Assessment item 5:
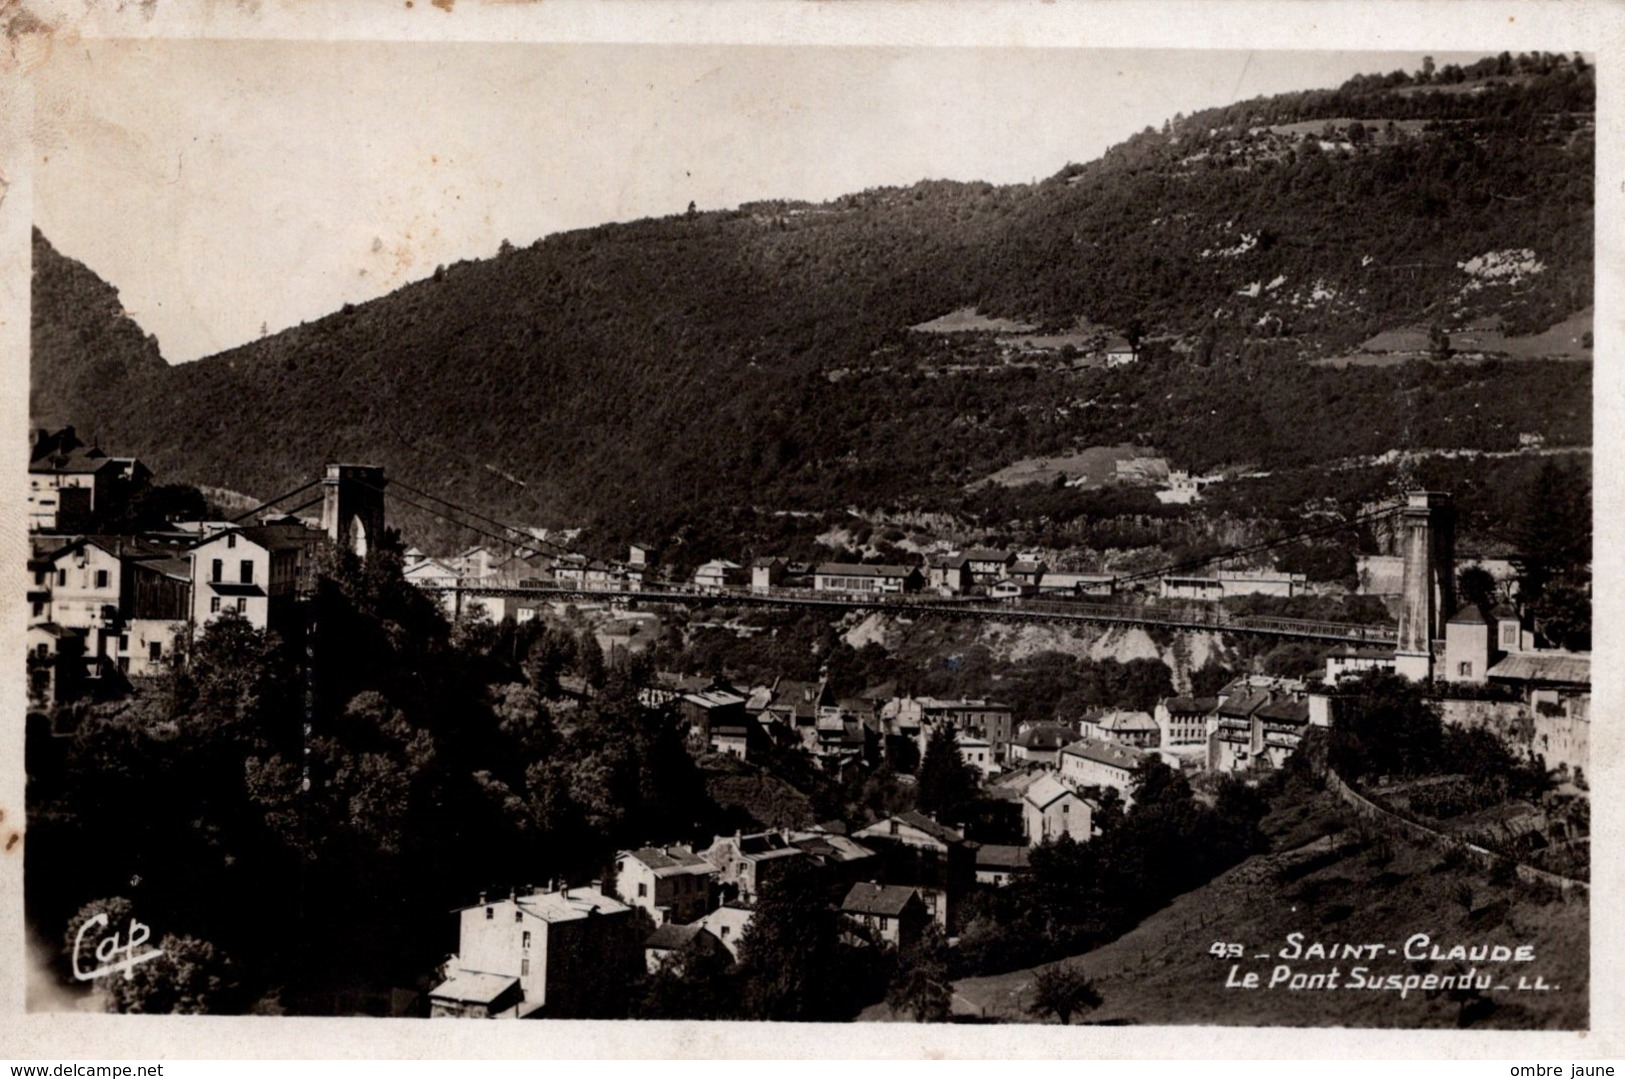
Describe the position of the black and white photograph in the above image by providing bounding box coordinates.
[3,0,1616,1059]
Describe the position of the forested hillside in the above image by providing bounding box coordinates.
[32,53,1592,557]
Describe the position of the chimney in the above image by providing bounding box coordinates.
[478,891,487,905]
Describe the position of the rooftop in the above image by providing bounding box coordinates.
[429,970,519,1006]
[1487,652,1590,687]
[841,882,920,917]
[1012,724,1080,750]
[814,562,919,578]
[622,845,715,878]
[1161,696,1219,715]
[1023,773,1083,811]
[976,844,1033,870]
[1097,709,1159,733]
[1061,737,1145,771]
[1217,691,1272,718]
[1255,699,1311,726]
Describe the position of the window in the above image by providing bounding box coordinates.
[522,931,531,948]
[1458,662,1472,678]
[210,597,221,613]
[95,570,109,589]
[521,959,529,976]
[211,559,223,583]
[236,598,248,613]
[117,657,129,673]
[118,634,129,652]
[149,641,162,662]
[719,926,729,938]
[57,569,66,586]
[514,910,523,923]
[485,907,494,920]
[637,883,648,898]
[32,602,43,617]
[241,560,254,584]
[227,533,236,549]
[35,643,48,658]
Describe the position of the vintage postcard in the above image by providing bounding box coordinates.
[1,0,1618,1061]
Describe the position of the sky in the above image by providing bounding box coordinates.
[34,42,1494,364]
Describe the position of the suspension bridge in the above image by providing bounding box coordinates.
[253,466,1418,647]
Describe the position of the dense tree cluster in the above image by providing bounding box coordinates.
[27,537,722,1015]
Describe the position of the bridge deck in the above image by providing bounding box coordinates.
[419,584,1398,645]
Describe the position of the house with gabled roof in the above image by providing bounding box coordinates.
[813,563,924,595]
[1080,708,1161,749]
[961,548,1015,587]
[1021,773,1093,845]
[1060,737,1146,804]
[1006,722,1080,766]
[699,830,808,903]
[642,923,728,975]
[840,883,927,951]
[851,812,977,931]
[613,845,718,925]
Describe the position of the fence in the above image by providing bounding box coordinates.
[1323,769,1589,897]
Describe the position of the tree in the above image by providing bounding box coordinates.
[1028,964,1102,1025]
[736,865,857,1021]
[886,922,952,1022]
[636,932,738,1019]
[1189,659,1237,698]
[102,933,244,1015]
[916,724,979,825]
[1428,324,1451,359]
[1457,566,1499,611]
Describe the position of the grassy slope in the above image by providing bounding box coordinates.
[937,782,1587,1028]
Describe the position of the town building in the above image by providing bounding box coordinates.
[1006,723,1080,767]
[1254,698,1311,768]
[429,883,636,1019]
[851,812,977,931]
[692,559,745,591]
[956,731,997,778]
[1037,572,1116,597]
[28,428,150,533]
[1324,646,1396,682]
[1079,709,1161,749]
[692,904,754,960]
[926,554,972,595]
[974,845,1031,887]
[895,697,1016,760]
[1153,697,1217,748]
[613,846,718,925]
[1059,738,1145,803]
[961,549,1016,587]
[642,924,728,975]
[188,521,323,634]
[699,831,808,904]
[1210,690,1270,773]
[1021,773,1093,845]
[1159,569,1307,601]
[812,563,924,595]
[751,557,791,592]
[840,883,927,951]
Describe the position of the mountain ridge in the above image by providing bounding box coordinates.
[31,53,1593,559]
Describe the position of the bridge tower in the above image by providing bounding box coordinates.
[1394,490,1455,681]
[321,463,386,559]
